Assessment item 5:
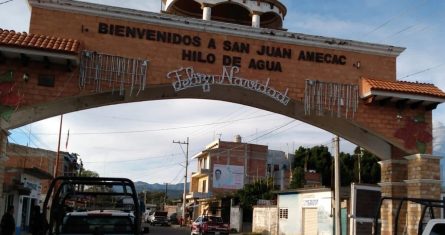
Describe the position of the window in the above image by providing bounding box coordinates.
[63,216,134,234]
[430,223,445,235]
[202,180,207,192]
[279,208,288,219]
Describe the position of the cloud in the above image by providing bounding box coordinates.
[0,0,31,32]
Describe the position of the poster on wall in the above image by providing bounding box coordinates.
[213,164,244,189]
[21,174,42,198]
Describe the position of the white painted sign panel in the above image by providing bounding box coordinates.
[213,164,244,189]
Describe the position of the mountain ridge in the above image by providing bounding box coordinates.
[134,181,190,199]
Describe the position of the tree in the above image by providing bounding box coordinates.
[339,152,355,186]
[79,169,99,177]
[289,166,305,189]
[233,178,274,222]
[138,191,167,207]
[292,145,333,186]
[353,147,380,184]
[290,145,381,188]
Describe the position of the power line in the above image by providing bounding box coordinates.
[0,0,13,5]
[361,0,428,39]
[12,127,52,150]
[398,63,445,80]
[187,107,261,138]
[83,152,183,164]
[169,167,185,184]
[27,113,274,136]
[247,120,296,143]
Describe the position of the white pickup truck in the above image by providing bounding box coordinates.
[422,219,445,235]
[60,210,149,235]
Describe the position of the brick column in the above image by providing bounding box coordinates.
[379,159,407,235]
[404,154,441,235]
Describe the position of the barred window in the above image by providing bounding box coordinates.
[279,208,288,219]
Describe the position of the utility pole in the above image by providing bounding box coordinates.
[173,137,189,226]
[164,183,168,211]
[334,136,341,235]
[53,114,63,177]
[143,190,147,205]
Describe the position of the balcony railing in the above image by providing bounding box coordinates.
[186,192,212,199]
[191,168,210,178]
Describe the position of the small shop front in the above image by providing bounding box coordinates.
[2,168,49,234]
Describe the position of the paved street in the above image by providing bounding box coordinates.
[147,224,191,235]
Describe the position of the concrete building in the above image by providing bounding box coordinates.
[277,188,334,235]
[187,135,297,228]
[1,143,79,234]
[187,135,268,220]
[267,150,294,191]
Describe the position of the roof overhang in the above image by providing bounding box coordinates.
[191,150,208,159]
[0,46,79,66]
[362,90,445,110]
[24,167,53,179]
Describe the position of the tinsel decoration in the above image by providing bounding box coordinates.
[79,51,149,96]
[304,80,359,118]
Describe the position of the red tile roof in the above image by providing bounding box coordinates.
[361,77,445,98]
[0,28,80,54]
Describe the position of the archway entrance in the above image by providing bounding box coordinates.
[0,0,444,234]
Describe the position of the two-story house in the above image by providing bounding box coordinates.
[187,135,269,220]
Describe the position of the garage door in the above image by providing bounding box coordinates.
[303,208,318,235]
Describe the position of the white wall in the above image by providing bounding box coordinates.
[230,206,243,233]
[253,206,278,235]
[278,190,333,235]
[278,194,300,235]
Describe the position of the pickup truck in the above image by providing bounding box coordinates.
[61,210,149,234]
[148,211,169,226]
[191,215,230,235]
[422,219,445,235]
[42,176,148,235]
[373,197,445,235]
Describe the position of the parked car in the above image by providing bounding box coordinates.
[169,213,179,224]
[191,215,230,235]
[148,211,169,226]
[144,211,153,223]
[61,210,149,234]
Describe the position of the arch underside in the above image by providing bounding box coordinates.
[2,84,398,160]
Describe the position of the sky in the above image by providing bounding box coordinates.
[1,0,445,185]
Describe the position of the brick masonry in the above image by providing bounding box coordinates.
[0,1,442,234]
[379,155,442,235]
[0,4,434,158]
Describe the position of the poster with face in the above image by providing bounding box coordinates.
[213,164,244,189]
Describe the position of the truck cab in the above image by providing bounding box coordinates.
[42,176,149,234]
[422,219,445,235]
